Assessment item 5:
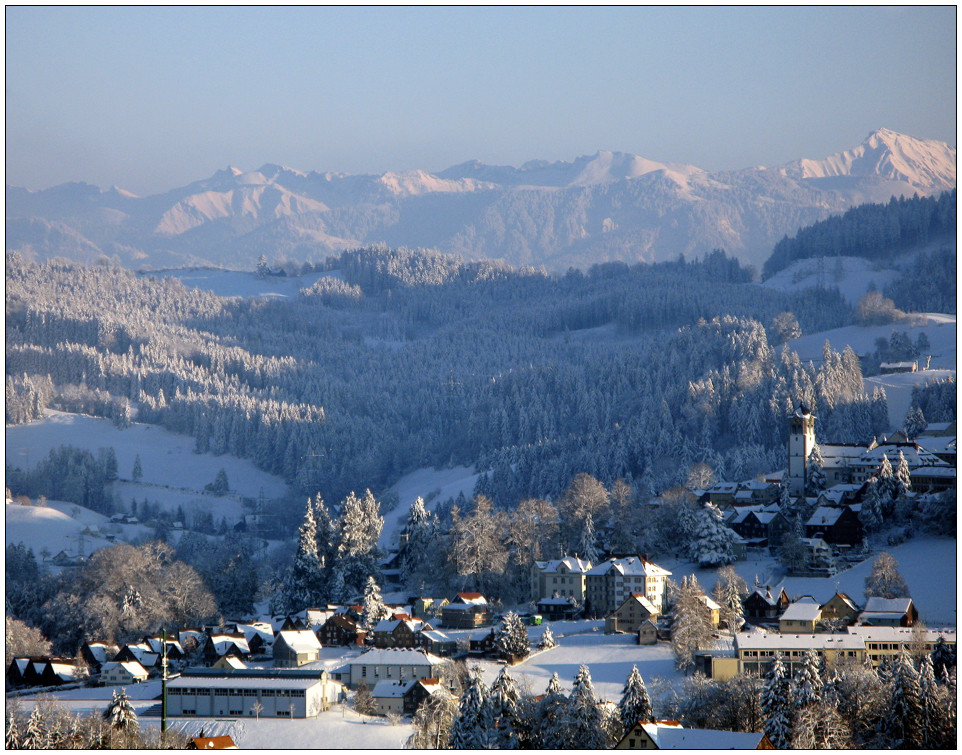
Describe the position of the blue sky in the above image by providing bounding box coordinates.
[6,6,956,195]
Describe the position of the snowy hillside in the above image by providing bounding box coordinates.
[379,465,480,549]
[144,268,340,299]
[5,410,289,525]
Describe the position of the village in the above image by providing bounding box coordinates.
[6,404,957,749]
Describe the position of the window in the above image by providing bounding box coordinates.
[277,710,291,717]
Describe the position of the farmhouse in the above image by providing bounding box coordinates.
[100,660,149,686]
[606,593,660,634]
[272,629,322,667]
[441,593,490,628]
[857,597,918,627]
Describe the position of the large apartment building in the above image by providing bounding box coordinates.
[585,556,671,617]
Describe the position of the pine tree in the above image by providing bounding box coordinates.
[893,450,912,498]
[538,625,556,651]
[488,664,522,748]
[103,687,138,733]
[563,665,607,749]
[806,444,827,496]
[791,648,823,708]
[670,575,715,672]
[5,709,21,750]
[930,634,956,679]
[712,564,747,633]
[903,405,926,439]
[762,653,792,749]
[618,665,653,735]
[859,479,883,533]
[918,655,944,748]
[360,576,390,633]
[22,706,47,750]
[285,499,324,610]
[578,510,600,564]
[131,454,142,482]
[495,611,530,662]
[311,493,335,570]
[532,673,568,748]
[689,503,738,567]
[878,453,896,513]
[880,649,923,748]
[449,668,490,750]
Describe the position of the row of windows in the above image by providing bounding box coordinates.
[170,688,306,697]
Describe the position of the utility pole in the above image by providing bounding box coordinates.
[161,628,169,740]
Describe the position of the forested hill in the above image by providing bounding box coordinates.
[762,190,956,279]
[7,246,881,521]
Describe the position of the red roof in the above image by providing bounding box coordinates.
[190,736,237,749]
[458,592,484,599]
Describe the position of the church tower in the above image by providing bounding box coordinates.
[787,402,815,496]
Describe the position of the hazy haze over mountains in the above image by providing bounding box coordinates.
[6,129,955,272]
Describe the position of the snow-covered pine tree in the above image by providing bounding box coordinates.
[903,405,926,439]
[532,673,568,748]
[688,503,738,567]
[930,634,956,679]
[917,655,946,748]
[537,625,556,651]
[495,611,530,662]
[893,450,912,499]
[618,665,653,735]
[879,648,923,748]
[22,707,47,750]
[563,664,607,749]
[449,667,490,750]
[578,510,600,564]
[331,489,384,599]
[670,575,715,672]
[805,444,826,496]
[103,687,138,733]
[877,454,896,515]
[311,493,335,570]
[285,499,324,610]
[762,653,792,749]
[791,701,853,749]
[488,664,523,748]
[5,708,21,750]
[712,564,747,633]
[859,478,883,533]
[361,576,390,633]
[398,497,434,583]
[791,647,823,708]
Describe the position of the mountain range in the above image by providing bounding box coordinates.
[6,128,956,272]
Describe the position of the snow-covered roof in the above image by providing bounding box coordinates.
[708,482,739,494]
[586,556,671,578]
[858,444,949,469]
[371,679,416,698]
[847,626,955,643]
[218,656,248,669]
[169,676,323,691]
[453,593,487,605]
[806,507,845,527]
[640,722,769,749]
[862,597,913,614]
[351,648,443,666]
[780,603,822,622]
[275,629,322,653]
[696,595,720,611]
[236,623,275,645]
[734,631,863,652]
[84,643,111,664]
[419,630,453,643]
[209,635,251,654]
[624,594,659,614]
[101,660,149,678]
[534,557,592,574]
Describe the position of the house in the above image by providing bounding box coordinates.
[167,673,341,718]
[441,593,490,628]
[212,655,248,671]
[857,597,918,627]
[530,557,593,603]
[805,506,863,546]
[371,677,447,716]
[536,596,581,622]
[468,628,497,656]
[707,482,739,509]
[729,507,788,548]
[202,633,251,665]
[373,618,432,649]
[318,614,366,647]
[145,636,186,662]
[743,586,790,623]
[816,483,865,508]
[80,641,115,673]
[819,592,860,626]
[796,538,836,576]
[606,593,660,635]
[637,619,658,646]
[7,657,45,688]
[696,594,721,628]
[114,644,160,671]
[234,622,275,656]
[779,602,822,634]
[411,597,449,621]
[418,630,458,657]
[880,361,917,374]
[188,736,237,749]
[100,660,149,686]
[273,629,323,667]
[345,648,445,690]
[585,556,672,618]
[616,720,775,749]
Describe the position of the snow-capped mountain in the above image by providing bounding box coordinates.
[6,129,955,271]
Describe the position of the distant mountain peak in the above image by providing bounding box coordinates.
[784,128,956,190]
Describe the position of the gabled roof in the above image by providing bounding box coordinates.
[586,556,671,578]
[780,602,822,622]
[101,660,149,679]
[821,592,859,612]
[620,593,658,614]
[534,557,592,574]
[453,592,487,605]
[371,679,417,698]
[275,629,322,653]
[419,630,453,643]
[351,648,443,666]
[806,507,846,527]
[862,597,914,614]
[190,736,237,750]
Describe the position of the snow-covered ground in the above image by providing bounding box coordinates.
[5,410,289,525]
[143,269,339,299]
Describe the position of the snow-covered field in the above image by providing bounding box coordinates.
[5,410,289,526]
[143,269,339,299]
[379,465,480,549]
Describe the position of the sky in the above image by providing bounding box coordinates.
[5,5,957,196]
